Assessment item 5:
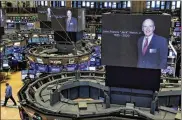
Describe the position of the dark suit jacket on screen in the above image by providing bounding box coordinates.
[137,34,168,69]
[66,17,77,32]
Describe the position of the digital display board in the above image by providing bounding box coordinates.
[51,7,85,32]
[102,14,171,69]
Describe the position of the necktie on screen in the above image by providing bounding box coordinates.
[142,37,148,55]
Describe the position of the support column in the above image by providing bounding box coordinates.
[131,1,146,13]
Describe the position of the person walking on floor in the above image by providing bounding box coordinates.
[2,83,17,106]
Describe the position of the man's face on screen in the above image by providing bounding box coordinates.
[142,19,155,37]
[67,10,72,18]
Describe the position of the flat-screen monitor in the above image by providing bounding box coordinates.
[48,65,63,73]
[7,23,15,29]
[21,70,35,79]
[175,21,181,27]
[79,62,88,71]
[51,8,85,32]
[3,60,9,68]
[89,66,96,71]
[95,57,101,66]
[5,47,13,55]
[106,66,161,91]
[102,14,171,69]
[173,32,181,37]
[65,64,77,71]
[35,64,48,73]
[14,53,22,61]
[89,57,96,66]
[31,38,40,43]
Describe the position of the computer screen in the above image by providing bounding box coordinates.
[79,62,88,71]
[21,70,35,79]
[3,59,9,68]
[102,14,171,69]
[5,47,13,55]
[65,64,77,71]
[89,57,96,66]
[35,63,48,73]
[51,8,85,32]
[14,53,22,61]
[48,65,63,73]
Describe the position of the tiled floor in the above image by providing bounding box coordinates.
[1,72,22,120]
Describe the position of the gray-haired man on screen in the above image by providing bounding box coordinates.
[66,10,77,32]
[137,19,168,69]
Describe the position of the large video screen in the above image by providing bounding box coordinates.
[51,8,85,32]
[102,14,171,69]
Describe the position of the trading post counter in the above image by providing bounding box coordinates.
[18,71,180,120]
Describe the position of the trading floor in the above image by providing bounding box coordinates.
[0,1,181,120]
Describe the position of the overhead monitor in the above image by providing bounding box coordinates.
[3,60,9,68]
[102,14,171,70]
[51,8,85,32]
[48,65,63,73]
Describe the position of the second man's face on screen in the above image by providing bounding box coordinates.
[142,19,155,37]
[67,10,72,18]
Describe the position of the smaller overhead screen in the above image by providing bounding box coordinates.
[51,7,85,32]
